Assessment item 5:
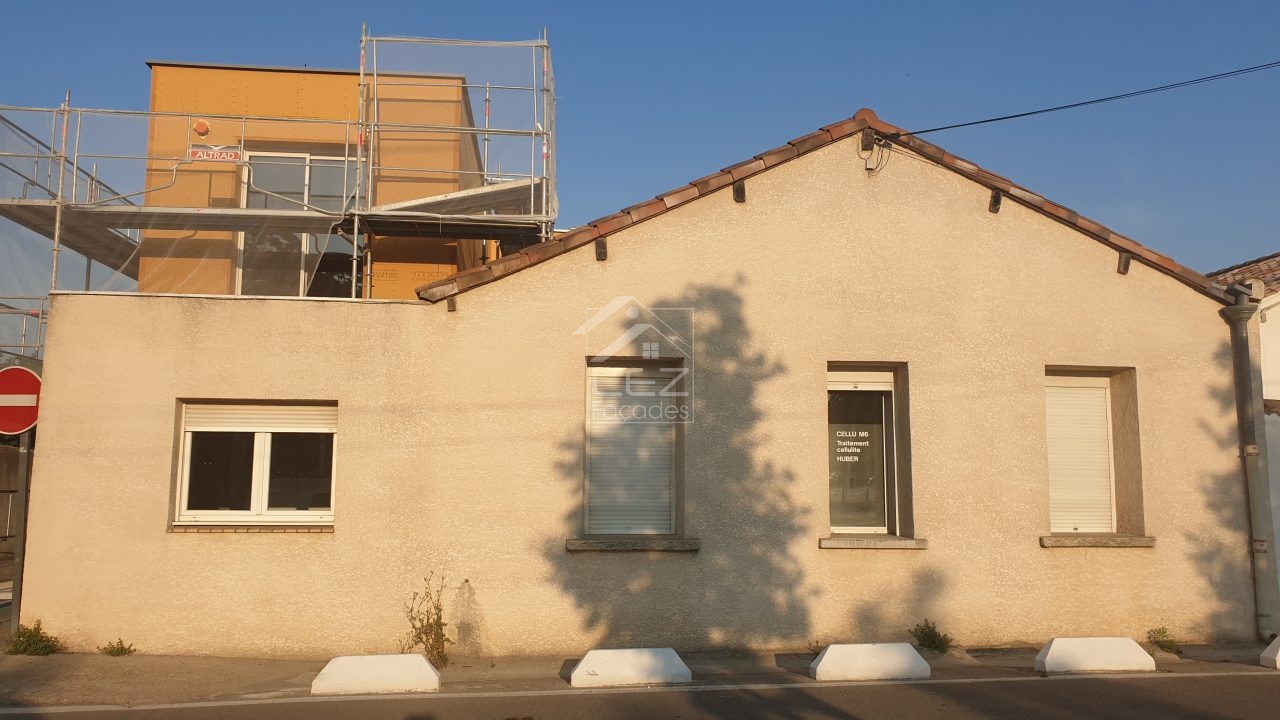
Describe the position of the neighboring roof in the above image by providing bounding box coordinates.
[416,108,1232,305]
[1207,251,1280,296]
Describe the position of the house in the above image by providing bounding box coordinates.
[1209,253,1280,590]
[14,96,1279,658]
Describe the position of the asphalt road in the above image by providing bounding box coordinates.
[6,671,1280,720]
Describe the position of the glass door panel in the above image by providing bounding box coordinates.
[242,155,306,296]
[828,389,891,530]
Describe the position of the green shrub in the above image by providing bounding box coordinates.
[1146,626,1179,654]
[908,618,954,654]
[7,620,65,656]
[98,638,137,656]
[397,572,453,668]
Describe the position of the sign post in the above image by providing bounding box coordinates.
[8,429,30,637]
[0,366,41,637]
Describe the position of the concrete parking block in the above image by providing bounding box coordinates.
[809,643,931,681]
[1034,637,1155,673]
[311,654,440,695]
[1262,637,1280,669]
[570,648,692,687]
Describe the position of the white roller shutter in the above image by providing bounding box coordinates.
[1045,382,1115,533]
[184,404,338,432]
[586,369,675,535]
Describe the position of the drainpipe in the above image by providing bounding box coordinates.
[1221,284,1280,641]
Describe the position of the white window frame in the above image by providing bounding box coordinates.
[584,364,682,536]
[827,370,897,534]
[238,151,348,296]
[1044,374,1118,533]
[175,403,337,525]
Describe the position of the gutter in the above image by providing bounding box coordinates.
[1221,283,1280,640]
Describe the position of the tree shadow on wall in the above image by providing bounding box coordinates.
[845,566,948,645]
[1189,340,1266,641]
[542,280,817,651]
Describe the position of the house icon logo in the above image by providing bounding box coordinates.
[574,296,694,425]
[573,295,692,362]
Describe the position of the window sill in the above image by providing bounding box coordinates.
[1039,534,1155,548]
[819,534,927,550]
[169,525,333,533]
[566,538,701,552]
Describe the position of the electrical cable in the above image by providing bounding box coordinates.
[891,59,1280,138]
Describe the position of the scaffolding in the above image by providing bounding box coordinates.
[0,28,556,357]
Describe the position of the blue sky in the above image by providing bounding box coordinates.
[3,0,1278,273]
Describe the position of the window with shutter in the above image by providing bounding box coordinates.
[177,402,337,525]
[585,366,681,535]
[1044,377,1116,533]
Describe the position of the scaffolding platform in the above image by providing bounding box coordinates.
[0,199,140,278]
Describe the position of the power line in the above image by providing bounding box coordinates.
[891,59,1280,138]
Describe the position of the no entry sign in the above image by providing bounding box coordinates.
[0,366,40,435]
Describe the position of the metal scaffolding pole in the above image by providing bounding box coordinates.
[356,25,370,299]
[48,93,70,294]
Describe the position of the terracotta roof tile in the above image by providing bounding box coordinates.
[451,265,493,291]
[789,129,832,154]
[626,198,667,223]
[1041,202,1078,224]
[419,280,458,303]
[1208,251,1280,296]
[906,137,946,162]
[757,144,799,168]
[821,117,864,141]
[1076,217,1111,237]
[974,170,1013,191]
[559,225,600,251]
[946,156,979,174]
[590,213,632,236]
[692,171,735,195]
[660,184,700,209]
[1006,186,1045,207]
[520,238,567,262]
[488,252,530,279]
[417,108,1231,305]
[725,158,766,182]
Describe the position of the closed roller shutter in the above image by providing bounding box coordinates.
[184,404,338,432]
[1045,383,1115,533]
[586,369,675,535]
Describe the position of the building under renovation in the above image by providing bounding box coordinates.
[0,28,554,349]
[3,30,1279,660]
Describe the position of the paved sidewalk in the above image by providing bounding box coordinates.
[0,642,1273,709]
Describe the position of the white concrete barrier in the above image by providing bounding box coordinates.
[570,648,692,687]
[809,643,931,681]
[1262,636,1280,669]
[311,654,441,695]
[1034,637,1155,673]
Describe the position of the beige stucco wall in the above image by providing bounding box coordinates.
[21,134,1255,657]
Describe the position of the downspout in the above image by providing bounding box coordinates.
[1221,284,1280,641]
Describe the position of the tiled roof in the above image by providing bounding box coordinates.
[416,108,1231,305]
[1207,251,1280,296]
